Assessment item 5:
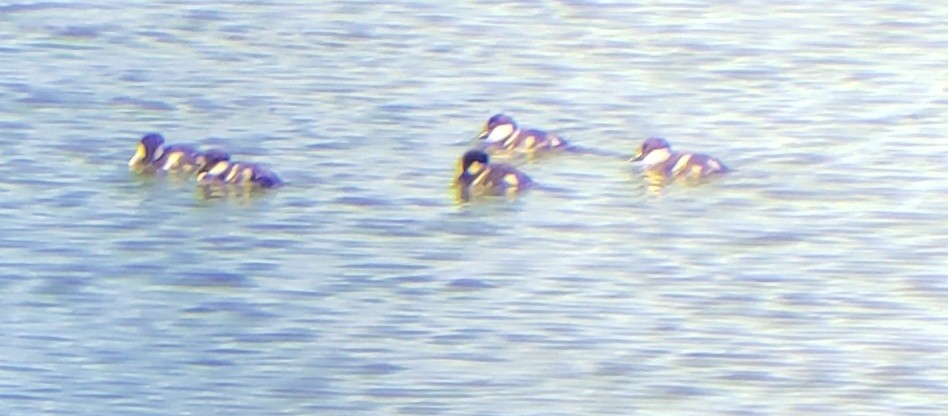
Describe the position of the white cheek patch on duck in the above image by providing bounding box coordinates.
[128,144,147,166]
[152,146,165,163]
[466,161,484,176]
[640,148,672,167]
[484,124,515,143]
[671,153,694,176]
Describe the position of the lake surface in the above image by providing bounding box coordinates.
[1,1,946,415]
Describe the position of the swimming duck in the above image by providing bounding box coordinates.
[629,137,729,181]
[196,158,283,189]
[127,133,205,173]
[474,113,568,157]
[454,149,533,202]
[193,149,231,174]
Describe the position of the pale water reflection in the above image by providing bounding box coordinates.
[0,1,946,415]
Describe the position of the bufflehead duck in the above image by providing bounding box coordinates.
[196,159,283,189]
[127,133,203,173]
[629,137,729,181]
[454,149,533,202]
[474,113,568,157]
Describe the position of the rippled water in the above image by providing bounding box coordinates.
[1,1,946,415]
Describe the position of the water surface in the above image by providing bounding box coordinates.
[0,1,946,415]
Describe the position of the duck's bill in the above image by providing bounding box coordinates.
[473,127,489,141]
[628,151,644,162]
[128,143,146,167]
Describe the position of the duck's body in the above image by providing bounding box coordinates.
[157,144,202,172]
[128,133,206,173]
[630,137,729,181]
[197,160,283,189]
[454,149,533,202]
[475,114,568,157]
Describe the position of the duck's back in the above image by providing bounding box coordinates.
[156,144,199,172]
[663,152,729,178]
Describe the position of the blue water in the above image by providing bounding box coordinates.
[1,1,946,415]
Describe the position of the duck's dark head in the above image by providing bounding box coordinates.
[475,113,518,142]
[455,150,490,200]
[630,137,672,162]
[195,149,231,173]
[459,149,490,176]
[128,133,166,167]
